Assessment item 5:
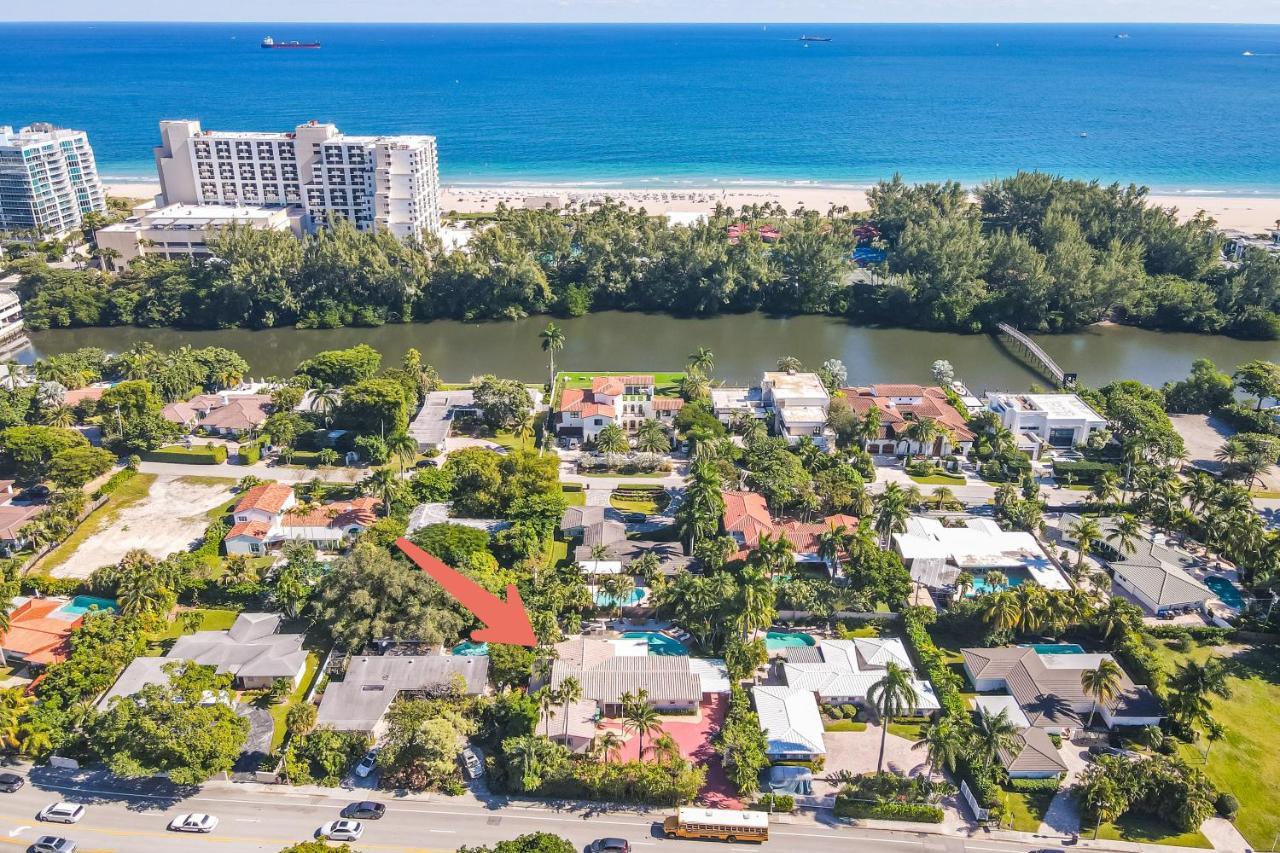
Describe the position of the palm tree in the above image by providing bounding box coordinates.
[622,690,664,763]
[558,676,583,743]
[1080,658,1123,729]
[735,565,777,638]
[981,590,1022,633]
[913,718,964,782]
[1068,516,1103,572]
[1203,718,1225,761]
[600,573,635,618]
[595,423,629,454]
[932,486,956,510]
[1167,659,1232,726]
[1106,514,1142,558]
[539,322,566,397]
[596,729,624,764]
[687,347,715,377]
[903,418,943,463]
[816,523,849,576]
[749,532,795,580]
[1090,471,1119,510]
[309,385,339,426]
[386,432,418,473]
[634,419,670,454]
[650,732,682,765]
[972,707,1020,768]
[362,467,398,516]
[954,570,975,600]
[875,483,911,544]
[985,570,1009,592]
[43,404,75,428]
[867,663,918,773]
[504,734,545,792]
[536,687,559,737]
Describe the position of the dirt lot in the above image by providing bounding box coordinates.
[50,475,237,578]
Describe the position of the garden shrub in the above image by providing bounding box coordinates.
[143,444,227,465]
[1216,793,1239,819]
[753,793,795,812]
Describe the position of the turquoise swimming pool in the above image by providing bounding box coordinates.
[451,640,490,656]
[621,631,688,656]
[1025,643,1084,654]
[53,595,118,620]
[765,630,817,651]
[969,569,1029,596]
[1204,575,1244,610]
[594,588,646,607]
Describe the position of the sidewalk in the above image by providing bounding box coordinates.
[137,459,365,484]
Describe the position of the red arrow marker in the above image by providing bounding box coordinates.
[396,537,537,647]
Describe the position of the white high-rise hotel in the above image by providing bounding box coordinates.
[0,123,106,234]
[154,119,441,239]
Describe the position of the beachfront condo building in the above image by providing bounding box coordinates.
[0,124,106,235]
[153,119,441,239]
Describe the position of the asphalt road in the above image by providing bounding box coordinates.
[0,770,1045,853]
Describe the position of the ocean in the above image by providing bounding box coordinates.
[2,22,1278,192]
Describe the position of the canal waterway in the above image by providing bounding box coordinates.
[21,313,1280,391]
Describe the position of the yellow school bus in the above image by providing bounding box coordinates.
[662,807,769,843]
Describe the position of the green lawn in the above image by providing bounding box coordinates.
[1094,815,1212,848]
[557,371,686,398]
[561,485,586,506]
[610,488,670,515]
[908,474,967,486]
[824,720,867,732]
[269,651,323,751]
[152,607,240,641]
[1002,789,1056,832]
[548,538,570,568]
[886,720,929,742]
[489,430,536,453]
[35,473,158,574]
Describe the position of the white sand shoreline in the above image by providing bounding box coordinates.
[103,180,1280,234]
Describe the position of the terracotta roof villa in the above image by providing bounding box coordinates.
[842,385,974,457]
[962,646,1162,732]
[162,392,273,435]
[720,490,857,573]
[2,596,86,666]
[225,482,379,555]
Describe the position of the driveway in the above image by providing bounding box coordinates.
[1171,413,1280,491]
[50,475,236,578]
[230,705,275,779]
[1037,740,1090,835]
[812,724,926,802]
[598,693,737,807]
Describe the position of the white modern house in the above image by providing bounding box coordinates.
[0,123,106,235]
[761,371,831,447]
[986,393,1106,450]
[893,516,1071,593]
[752,685,827,761]
[154,119,442,238]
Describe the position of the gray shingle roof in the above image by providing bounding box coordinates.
[551,655,702,706]
[316,654,489,731]
[999,727,1067,774]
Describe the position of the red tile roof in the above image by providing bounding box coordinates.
[721,490,773,548]
[234,483,295,515]
[871,383,927,397]
[0,504,46,541]
[281,497,379,529]
[591,377,626,396]
[62,386,106,406]
[3,598,82,665]
[226,520,272,541]
[560,387,616,419]
[651,398,685,412]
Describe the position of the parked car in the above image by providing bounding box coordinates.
[319,819,364,842]
[341,802,386,820]
[462,747,484,779]
[168,813,219,833]
[1087,745,1122,757]
[0,772,24,792]
[37,803,85,824]
[29,837,76,853]
[354,749,379,778]
[589,839,631,853]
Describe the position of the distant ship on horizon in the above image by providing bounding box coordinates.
[261,36,321,49]
[799,35,832,43]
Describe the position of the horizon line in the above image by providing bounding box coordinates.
[5,19,1280,26]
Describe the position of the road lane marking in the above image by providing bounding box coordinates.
[4,826,27,837]
[427,829,456,833]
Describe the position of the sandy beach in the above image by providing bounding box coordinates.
[104,181,1280,235]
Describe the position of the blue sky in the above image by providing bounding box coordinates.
[12,0,1280,23]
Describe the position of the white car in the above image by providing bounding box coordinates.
[462,747,484,779]
[353,749,379,778]
[169,813,219,833]
[319,819,364,841]
[37,803,85,824]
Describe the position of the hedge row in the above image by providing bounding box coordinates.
[901,609,967,720]
[235,441,267,466]
[833,799,944,823]
[1006,777,1062,793]
[93,467,136,498]
[144,445,228,465]
[1052,459,1120,484]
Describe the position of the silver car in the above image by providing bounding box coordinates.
[36,803,85,824]
[168,813,219,833]
[30,838,76,853]
[319,819,364,841]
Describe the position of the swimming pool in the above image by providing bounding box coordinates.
[53,595,118,620]
[969,569,1029,596]
[451,640,490,656]
[1025,643,1084,654]
[765,631,817,651]
[1204,575,1245,610]
[620,631,688,656]
[595,588,646,608]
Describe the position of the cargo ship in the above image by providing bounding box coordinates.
[261,36,321,49]
[799,35,832,42]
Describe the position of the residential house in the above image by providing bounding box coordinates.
[572,538,694,575]
[561,505,606,538]
[762,371,831,447]
[1063,514,1212,615]
[224,482,378,554]
[0,503,47,555]
[721,489,858,574]
[407,389,481,452]
[778,638,941,711]
[710,386,767,425]
[843,385,974,457]
[556,375,683,444]
[162,392,274,437]
[538,636,703,717]
[986,393,1106,451]
[961,647,1163,733]
[2,596,86,667]
[752,686,827,761]
[315,653,489,733]
[893,516,1071,594]
[98,612,307,707]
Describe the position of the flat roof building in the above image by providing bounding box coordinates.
[155,119,441,239]
[0,123,106,235]
[95,202,303,271]
[986,392,1106,449]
